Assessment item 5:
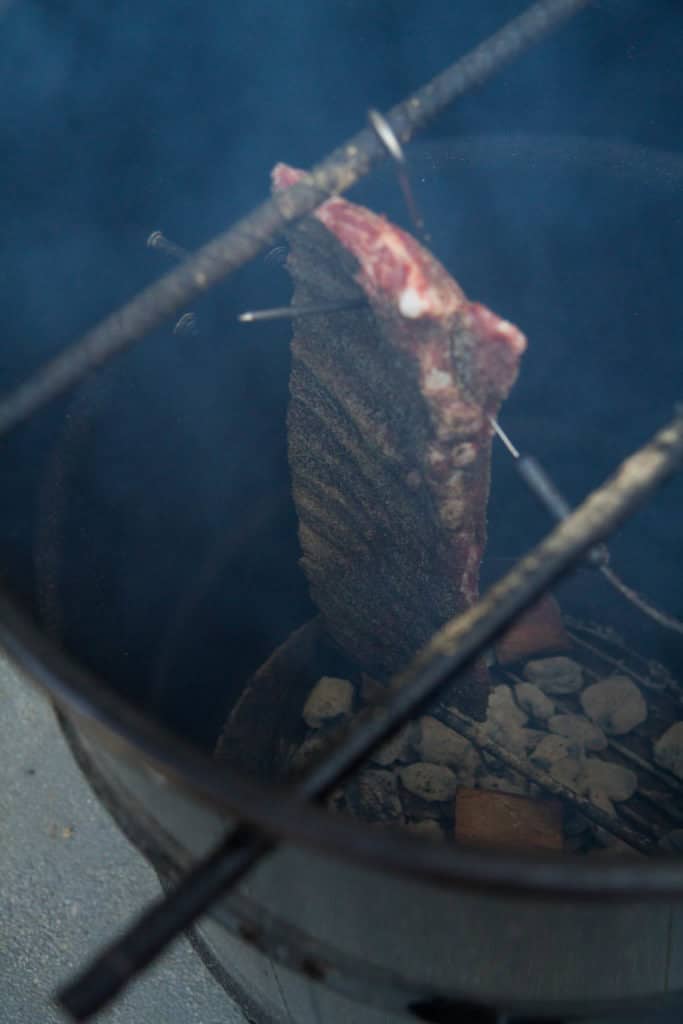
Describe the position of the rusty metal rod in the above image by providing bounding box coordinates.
[57,409,683,1020]
[0,0,590,439]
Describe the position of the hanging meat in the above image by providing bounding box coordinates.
[273,163,526,718]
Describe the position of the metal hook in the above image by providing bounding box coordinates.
[367,109,430,244]
[146,230,189,261]
[147,233,197,334]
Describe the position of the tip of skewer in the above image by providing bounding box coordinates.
[238,299,365,324]
[238,306,297,323]
[489,415,520,459]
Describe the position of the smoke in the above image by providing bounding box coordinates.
[0,0,682,746]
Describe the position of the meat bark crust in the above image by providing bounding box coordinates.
[274,163,526,719]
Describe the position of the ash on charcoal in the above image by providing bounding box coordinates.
[548,714,607,752]
[588,791,616,818]
[416,715,481,781]
[481,719,530,757]
[449,756,480,791]
[481,685,533,756]
[579,675,647,735]
[399,762,459,803]
[302,675,354,728]
[369,723,416,767]
[346,768,404,823]
[523,656,584,695]
[549,756,583,788]
[653,721,683,779]
[529,734,577,768]
[579,758,637,802]
[487,685,528,727]
[399,794,451,822]
[405,818,447,841]
[477,772,530,797]
[513,682,555,721]
[522,727,548,749]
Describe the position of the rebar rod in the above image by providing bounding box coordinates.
[58,409,683,1021]
[0,0,589,439]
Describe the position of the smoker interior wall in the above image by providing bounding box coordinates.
[0,1,682,749]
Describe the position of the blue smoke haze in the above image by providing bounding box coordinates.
[0,0,682,745]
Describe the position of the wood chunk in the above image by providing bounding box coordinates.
[455,787,564,851]
[495,593,571,666]
[302,675,354,728]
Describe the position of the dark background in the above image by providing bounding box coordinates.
[1,0,682,748]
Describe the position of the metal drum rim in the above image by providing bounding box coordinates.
[3,588,683,899]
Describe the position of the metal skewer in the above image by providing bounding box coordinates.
[489,414,604,561]
[489,415,683,632]
[489,415,520,459]
[489,414,576,525]
[238,299,365,322]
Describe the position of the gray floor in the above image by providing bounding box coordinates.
[0,651,246,1024]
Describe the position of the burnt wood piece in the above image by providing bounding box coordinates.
[275,163,526,718]
[455,787,564,851]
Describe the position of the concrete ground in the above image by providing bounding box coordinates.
[0,649,246,1024]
